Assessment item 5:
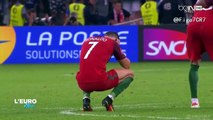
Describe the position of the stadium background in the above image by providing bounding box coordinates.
[1,0,210,64]
[0,24,210,64]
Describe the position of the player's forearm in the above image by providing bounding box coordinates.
[119,58,131,69]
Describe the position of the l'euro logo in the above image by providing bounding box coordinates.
[0,27,16,64]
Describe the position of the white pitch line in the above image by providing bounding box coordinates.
[63,73,76,77]
[60,110,141,118]
[186,115,211,119]
[42,102,193,111]
[59,103,191,120]
[60,110,191,120]
[41,103,164,110]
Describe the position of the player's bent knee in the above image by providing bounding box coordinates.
[114,68,134,80]
[125,69,134,78]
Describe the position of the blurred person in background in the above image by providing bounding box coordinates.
[191,0,197,5]
[0,11,4,25]
[9,0,28,26]
[123,0,141,13]
[141,0,161,5]
[66,15,82,26]
[0,0,5,25]
[95,0,111,25]
[0,0,4,16]
[24,0,38,12]
[123,0,142,25]
[84,0,101,25]
[140,0,146,5]
[108,0,131,25]
[1,0,12,25]
[50,0,67,25]
[64,0,85,25]
[140,0,159,25]
[158,0,186,24]
[48,16,57,26]
[0,0,3,11]
[36,0,51,19]
[28,8,47,26]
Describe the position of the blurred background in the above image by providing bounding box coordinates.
[0,0,197,26]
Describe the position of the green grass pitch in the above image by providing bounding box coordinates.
[0,62,213,120]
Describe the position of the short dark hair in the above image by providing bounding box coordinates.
[113,0,122,4]
[104,31,119,39]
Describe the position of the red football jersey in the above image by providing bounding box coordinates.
[76,36,125,83]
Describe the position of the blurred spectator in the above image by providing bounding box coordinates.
[24,0,38,12]
[96,0,111,25]
[9,0,28,26]
[122,0,142,25]
[182,0,194,6]
[37,0,51,18]
[158,0,186,24]
[28,9,47,26]
[108,0,131,25]
[65,0,85,25]
[84,0,100,25]
[2,0,192,26]
[48,16,57,26]
[123,0,140,13]
[0,0,4,12]
[0,11,4,25]
[0,0,6,25]
[66,15,82,25]
[50,0,67,25]
[140,0,159,25]
[190,0,197,5]
[9,0,18,8]
[140,0,146,5]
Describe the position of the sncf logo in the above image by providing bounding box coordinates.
[143,29,188,60]
[0,27,16,64]
[146,41,186,56]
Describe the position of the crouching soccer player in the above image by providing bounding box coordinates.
[76,32,134,111]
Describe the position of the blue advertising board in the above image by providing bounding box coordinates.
[0,26,138,64]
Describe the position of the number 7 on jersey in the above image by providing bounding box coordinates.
[84,42,99,59]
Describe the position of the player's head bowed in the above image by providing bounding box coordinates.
[104,31,120,44]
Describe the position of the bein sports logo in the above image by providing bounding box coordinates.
[178,5,212,13]
[143,29,188,60]
[0,27,16,64]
